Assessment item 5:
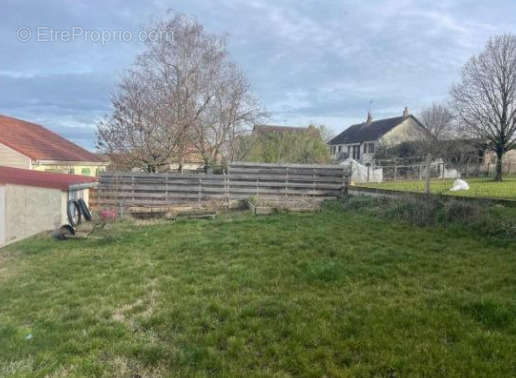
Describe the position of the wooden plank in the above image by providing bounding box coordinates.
[99,178,226,186]
[227,193,338,200]
[100,176,343,187]
[100,173,224,180]
[95,187,341,198]
[229,161,344,169]
[228,181,343,189]
[91,195,339,207]
[91,200,224,207]
[227,168,343,176]
[97,183,225,192]
[228,174,343,183]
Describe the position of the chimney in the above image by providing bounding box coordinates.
[402,107,409,120]
[366,112,373,125]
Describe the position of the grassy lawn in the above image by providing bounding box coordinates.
[1,207,515,377]
[358,176,516,200]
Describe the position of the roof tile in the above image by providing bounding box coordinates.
[329,116,409,145]
[0,114,102,162]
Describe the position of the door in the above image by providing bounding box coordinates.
[352,145,360,160]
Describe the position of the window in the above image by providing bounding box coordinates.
[347,146,351,155]
[363,144,367,153]
[338,145,342,153]
[81,168,91,176]
[368,143,375,153]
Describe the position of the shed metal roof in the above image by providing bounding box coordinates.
[0,166,96,191]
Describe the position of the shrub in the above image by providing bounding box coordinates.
[338,195,516,240]
[442,200,482,224]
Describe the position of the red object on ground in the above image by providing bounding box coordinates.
[0,166,96,191]
[99,209,116,222]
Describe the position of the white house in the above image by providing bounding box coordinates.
[328,108,427,164]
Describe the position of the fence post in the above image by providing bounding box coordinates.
[131,174,135,204]
[165,172,169,205]
[285,166,289,200]
[224,172,228,208]
[228,165,233,207]
[394,164,398,181]
[341,168,348,198]
[198,178,202,206]
[312,168,316,199]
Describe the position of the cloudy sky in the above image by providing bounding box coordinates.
[2,0,516,150]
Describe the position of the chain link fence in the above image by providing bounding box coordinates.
[353,159,516,199]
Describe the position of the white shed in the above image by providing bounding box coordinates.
[0,166,96,247]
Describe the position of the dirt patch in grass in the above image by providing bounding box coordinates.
[107,357,165,378]
[113,279,159,327]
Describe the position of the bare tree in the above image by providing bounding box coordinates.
[419,103,454,193]
[193,63,261,168]
[97,13,260,172]
[97,70,180,172]
[451,34,516,181]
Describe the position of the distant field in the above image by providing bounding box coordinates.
[358,177,516,200]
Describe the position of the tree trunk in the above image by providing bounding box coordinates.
[177,146,185,173]
[424,153,432,195]
[495,149,504,182]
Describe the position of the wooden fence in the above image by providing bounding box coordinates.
[90,162,349,209]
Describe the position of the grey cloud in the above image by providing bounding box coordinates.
[1,0,516,149]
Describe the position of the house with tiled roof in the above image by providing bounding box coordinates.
[0,114,108,176]
[328,108,427,164]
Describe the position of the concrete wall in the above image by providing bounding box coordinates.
[0,186,5,246]
[3,184,67,246]
[0,142,32,169]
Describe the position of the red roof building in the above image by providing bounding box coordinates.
[0,114,107,176]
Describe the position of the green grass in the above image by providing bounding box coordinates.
[1,208,515,377]
[358,176,516,200]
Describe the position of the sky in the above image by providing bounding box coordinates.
[2,0,516,150]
